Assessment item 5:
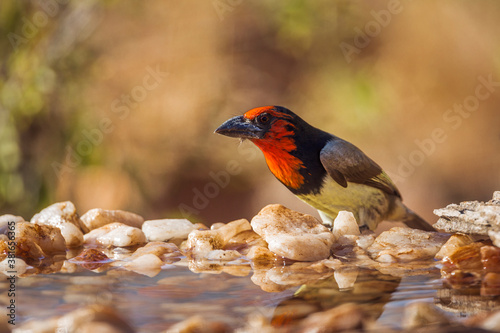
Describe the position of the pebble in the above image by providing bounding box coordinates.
[124,253,163,277]
[142,218,195,243]
[367,227,449,262]
[80,208,145,232]
[84,222,146,247]
[31,201,84,247]
[186,219,251,259]
[130,242,182,261]
[334,268,359,290]
[251,204,335,262]
[332,211,360,238]
[15,222,66,263]
[0,257,27,276]
[435,233,474,260]
[0,214,25,234]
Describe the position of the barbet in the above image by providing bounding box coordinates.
[215,106,434,231]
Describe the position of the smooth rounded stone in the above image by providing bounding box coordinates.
[367,227,450,263]
[334,268,359,290]
[80,208,145,232]
[251,204,335,262]
[333,211,360,238]
[15,222,66,262]
[166,315,231,333]
[0,257,27,276]
[130,242,182,260]
[435,234,474,260]
[142,218,195,243]
[186,219,251,259]
[124,254,163,277]
[84,222,146,247]
[246,246,278,263]
[402,302,449,329]
[31,201,84,247]
[0,214,25,235]
[356,234,375,250]
[298,303,365,332]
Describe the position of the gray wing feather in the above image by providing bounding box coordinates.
[319,139,401,198]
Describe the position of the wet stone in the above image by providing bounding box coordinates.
[71,248,112,270]
[435,234,474,260]
[15,222,66,264]
[80,208,145,233]
[142,218,195,243]
[251,204,335,262]
[367,227,449,262]
[84,222,147,247]
[31,201,84,247]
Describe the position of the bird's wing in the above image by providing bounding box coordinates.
[319,139,401,198]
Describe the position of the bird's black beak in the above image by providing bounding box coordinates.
[215,115,263,139]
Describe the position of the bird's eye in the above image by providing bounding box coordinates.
[257,113,271,124]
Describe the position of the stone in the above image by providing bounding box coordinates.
[0,214,25,235]
[246,246,279,263]
[84,222,146,247]
[205,249,242,261]
[124,253,163,277]
[489,230,500,248]
[186,219,251,259]
[251,204,335,262]
[402,302,449,329]
[31,201,84,247]
[480,246,500,273]
[367,227,449,263]
[481,272,500,296]
[332,211,360,238]
[80,208,144,232]
[435,234,474,260]
[225,230,268,255]
[130,242,182,261]
[142,218,195,243]
[15,222,66,263]
[0,257,27,276]
[434,191,500,235]
[71,249,111,270]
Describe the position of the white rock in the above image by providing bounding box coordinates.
[367,227,449,263]
[186,219,251,259]
[333,211,360,238]
[0,258,27,276]
[124,254,163,277]
[31,201,84,247]
[80,208,144,232]
[251,204,335,262]
[142,219,195,242]
[0,214,25,234]
[84,222,146,247]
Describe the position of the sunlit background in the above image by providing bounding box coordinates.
[1,1,499,226]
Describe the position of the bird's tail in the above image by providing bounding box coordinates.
[402,209,435,232]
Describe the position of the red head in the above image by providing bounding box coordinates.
[215,106,307,189]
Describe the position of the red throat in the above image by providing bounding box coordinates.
[249,119,305,189]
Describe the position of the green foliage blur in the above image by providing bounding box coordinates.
[1,1,499,223]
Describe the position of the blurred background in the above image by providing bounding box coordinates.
[1,1,499,225]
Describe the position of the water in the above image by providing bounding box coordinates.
[12,257,493,332]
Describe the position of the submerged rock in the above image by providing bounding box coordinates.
[402,302,450,329]
[251,204,335,262]
[80,208,145,232]
[367,227,449,262]
[84,222,147,247]
[31,201,84,247]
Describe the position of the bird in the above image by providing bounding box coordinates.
[215,106,434,231]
